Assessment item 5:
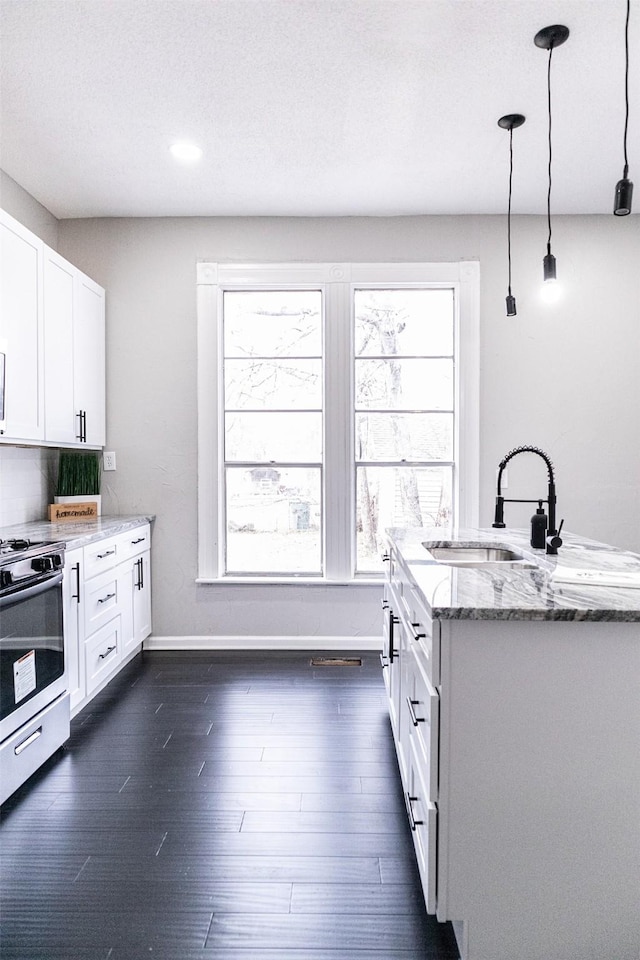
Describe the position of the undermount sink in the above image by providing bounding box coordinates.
[422,543,535,567]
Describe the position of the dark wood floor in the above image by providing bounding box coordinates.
[0,650,459,960]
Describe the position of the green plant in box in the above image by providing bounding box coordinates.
[55,451,101,497]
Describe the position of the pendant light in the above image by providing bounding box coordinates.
[498,114,526,316]
[534,25,570,294]
[614,0,633,215]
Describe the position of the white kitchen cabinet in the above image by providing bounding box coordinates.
[62,546,85,712]
[0,209,44,441]
[43,249,76,442]
[63,524,152,718]
[384,534,640,960]
[85,616,121,696]
[73,271,105,446]
[118,547,151,659]
[43,248,105,446]
[0,208,105,448]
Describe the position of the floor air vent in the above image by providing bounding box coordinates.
[310,657,363,667]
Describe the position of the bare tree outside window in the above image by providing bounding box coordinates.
[354,289,454,573]
[221,285,455,577]
[223,290,323,575]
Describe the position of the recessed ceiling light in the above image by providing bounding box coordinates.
[169,142,203,163]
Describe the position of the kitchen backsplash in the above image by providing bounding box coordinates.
[0,446,57,528]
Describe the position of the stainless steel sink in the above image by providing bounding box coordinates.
[422,543,535,567]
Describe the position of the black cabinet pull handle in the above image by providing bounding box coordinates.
[76,410,84,441]
[404,792,424,831]
[389,611,399,663]
[97,592,116,604]
[131,537,145,545]
[96,549,115,559]
[98,645,116,660]
[379,653,388,669]
[72,562,81,603]
[406,697,425,727]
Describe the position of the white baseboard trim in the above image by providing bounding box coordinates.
[144,635,382,652]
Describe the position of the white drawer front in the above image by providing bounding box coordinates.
[85,617,121,694]
[83,536,120,579]
[407,600,440,687]
[0,694,70,805]
[116,524,151,564]
[83,567,119,636]
[408,733,438,914]
[407,643,440,801]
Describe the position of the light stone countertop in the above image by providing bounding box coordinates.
[387,526,640,621]
[0,515,154,552]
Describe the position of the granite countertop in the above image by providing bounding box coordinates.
[0,515,155,551]
[387,526,640,622]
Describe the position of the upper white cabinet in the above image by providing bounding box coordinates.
[43,249,76,442]
[43,247,106,446]
[1,209,105,448]
[0,211,45,441]
[74,273,105,446]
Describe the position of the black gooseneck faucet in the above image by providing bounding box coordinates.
[492,445,564,555]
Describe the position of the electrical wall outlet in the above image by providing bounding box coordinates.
[103,451,117,471]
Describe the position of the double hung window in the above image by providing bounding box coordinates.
[197,262,478,581]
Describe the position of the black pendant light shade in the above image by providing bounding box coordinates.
[534,24,570,51]
[614,0,633,215]
[614,176,634,215]
[498,114,525,317]
[535,25,569,290]
[543,247,557,281]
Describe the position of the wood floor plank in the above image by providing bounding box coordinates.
[240,811,407,834]
[204,913,459,953]
[290,881,426,914]
[77,853,383,883]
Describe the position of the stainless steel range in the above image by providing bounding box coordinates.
[0,537,69,804]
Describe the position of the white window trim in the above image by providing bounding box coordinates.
[196,261,479,583]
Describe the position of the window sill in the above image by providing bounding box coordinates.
[195,577,383,587]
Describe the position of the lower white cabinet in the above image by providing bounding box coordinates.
[384,541,640,960]
[63,524,152,717]
[85,616,121,695]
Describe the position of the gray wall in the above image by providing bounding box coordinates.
[0,171,59,248]
[53,213,639,640]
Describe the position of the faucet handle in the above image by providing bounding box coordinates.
[492,495,506,528]
[547,519,564,551]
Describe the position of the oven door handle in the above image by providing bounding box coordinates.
[0,571,64,608]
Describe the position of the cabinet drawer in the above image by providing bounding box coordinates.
[83,536,120,579]
[85,617,121,694]
[406,643,439,801]
[0,693,70,806]
[407,733,438,914]
[116,524,151,564]
[83,567,119,636]
[406,596,440,687]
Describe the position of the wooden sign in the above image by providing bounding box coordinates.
[48,501,99,522]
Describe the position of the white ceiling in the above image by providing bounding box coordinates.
[1,0,638,219]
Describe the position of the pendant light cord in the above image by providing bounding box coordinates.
[546,45,553,251]
[623,0,630,177]
[508,127,514,295]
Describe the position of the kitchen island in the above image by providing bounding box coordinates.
[383,527,640,960]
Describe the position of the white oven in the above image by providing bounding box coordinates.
[0,539,70,804]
